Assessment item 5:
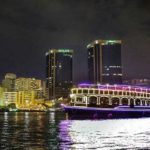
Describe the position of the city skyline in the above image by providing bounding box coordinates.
[0,1,150,149]
[0,1,150,83]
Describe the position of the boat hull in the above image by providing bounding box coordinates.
[63,105,150,119]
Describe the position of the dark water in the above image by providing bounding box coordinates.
[0,112,150,150]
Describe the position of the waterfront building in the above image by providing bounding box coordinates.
[0,86,6,106]
[15,77,46,99]
[2,73,16,91]
[46,49,73,99]
[16,91,34,108]
[3,92,17,106]
[87,40,122,84]
[0,76,48,109]
[15,77,42,91]
[16,91,49,110]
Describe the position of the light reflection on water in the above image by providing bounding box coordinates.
[0,112,150,149]
[0,112,65,150]
[59,118,150,149]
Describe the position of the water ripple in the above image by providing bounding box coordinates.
[1,112,150,149]
[59,118,150,149]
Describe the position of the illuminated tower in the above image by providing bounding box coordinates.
[46,49,73,99]
[87,40,122,84]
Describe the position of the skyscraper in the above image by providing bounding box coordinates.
[87,40,122,84]
[46,49,73,99]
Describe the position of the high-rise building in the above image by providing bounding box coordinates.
[3,92,17,106]
[46,49,73,99]
[87,40,122,84]
[2,73,16,91]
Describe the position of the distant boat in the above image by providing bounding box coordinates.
[9,108,19,112]
[61,84,150,119]
[48,108,63,112]
[48,108,56,112]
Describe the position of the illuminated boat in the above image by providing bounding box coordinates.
[62,84,150,119]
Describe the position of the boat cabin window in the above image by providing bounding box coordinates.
[100,90,103,94]
[114,91,117,95]
[78,89,82,94]
[76,97,82,102]
[104,90,108,94]
[95,90,98,94]
[142,101,145,105]
[109,90,113,94]
[72,90,76,94]
[123,91,126,95]
[119,91,122,95]
[83,89,88,94]
[89,90,93,94]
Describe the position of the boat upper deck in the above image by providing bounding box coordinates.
[70,84,150,107]
[71,84,150,98]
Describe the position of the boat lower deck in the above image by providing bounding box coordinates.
[63,105,150,119]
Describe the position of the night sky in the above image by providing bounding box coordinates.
[0,0,150,83]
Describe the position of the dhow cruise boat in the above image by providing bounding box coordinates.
[62,84,150,119]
